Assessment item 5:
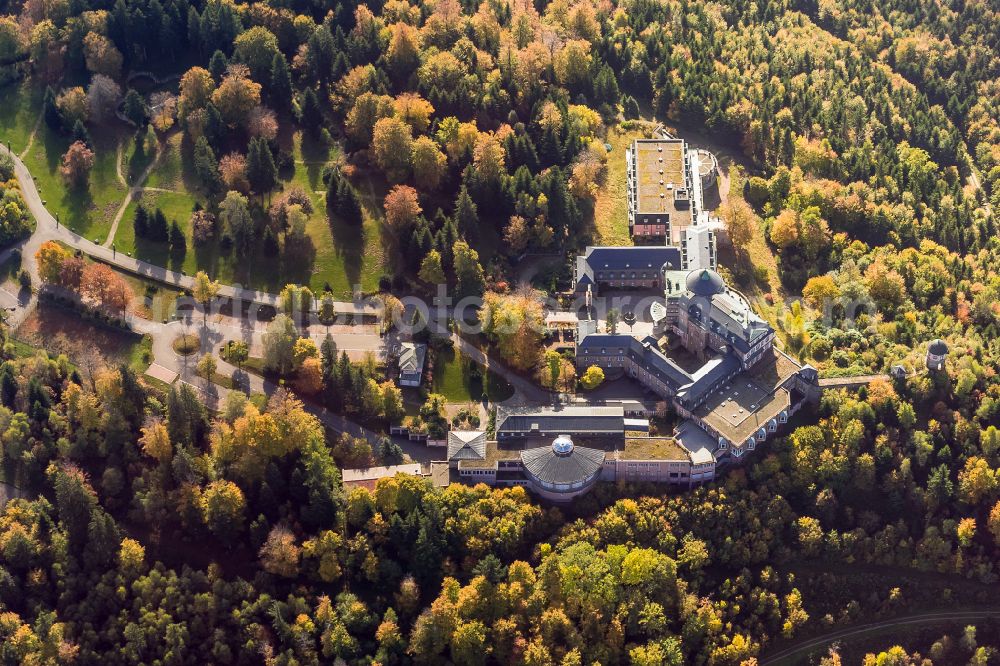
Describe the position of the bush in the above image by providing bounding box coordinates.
[0,151,14,181]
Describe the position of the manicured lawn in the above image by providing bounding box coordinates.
[114,268,184,322]
[289,132,386,296]
[144,131,193,191]
[123,127,158,186]
[0,250,21,284]
[0,80,42,156]
[113,131,388,297]
[116,189,205,276]
[431,345,514,403]
[22,121,131,242]
[590,125,644,246]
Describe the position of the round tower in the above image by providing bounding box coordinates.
[926,339,948,372]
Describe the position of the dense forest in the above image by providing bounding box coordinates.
[0,0,999,661]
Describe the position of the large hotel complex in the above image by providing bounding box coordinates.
[403,131,819,502]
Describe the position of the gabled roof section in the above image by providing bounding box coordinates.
[399,342,426,373]
[447,431,487,461]
[575,246,682,289]
[576,333,691,392]
[682,277,771,352]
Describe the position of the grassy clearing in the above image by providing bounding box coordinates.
[589,126,645,246]
[122,127,158,186]
[22,121,131,242]
[431,345,515,403]
[195,365,237,389]
[116,189,205,277]
[15,300,152,371]
[291,133,386,296]
[0,81,42,156]
[113,268,184,321]
[144,131,193,192]
[113,132,387,297]
[0,250,21,287]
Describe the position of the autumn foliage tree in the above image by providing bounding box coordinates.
[372,116,413,182]
[80,263,132,317]
[481,291,545,371]
[383,184,422,234]
[60,141,95,188]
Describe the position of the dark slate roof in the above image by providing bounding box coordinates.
[676,354,741,406]
[686,269,725,296]
[495,404,625,435]
[683,287,771,354]
[576,334,691,392]
[575,246,682,289]
[521,443,605,485]
[928,339,948,355]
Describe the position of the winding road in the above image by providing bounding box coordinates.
[0,134,552,447]
[0,139,387,443]
[759,609,1000,665]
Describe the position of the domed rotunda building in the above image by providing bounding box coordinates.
[520,435,606,502]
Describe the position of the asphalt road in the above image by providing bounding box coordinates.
[760,610,1000,665]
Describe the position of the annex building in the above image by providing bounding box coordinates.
[449,428,716,503]
[575,266,818,464]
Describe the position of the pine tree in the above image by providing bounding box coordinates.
[453,186,478,237]
[246,137,277,196]
[593,65,620,106]
[203,103,226,149]
[193,137,222,193]
[122,89,149,128]
[435,217,459,269]
[623,95,640,120]
[299,88,323,135]
[0,364,16,407]
[209,49,228,82]
[539,125,563,168]
[72,120,92,149]
[407,220,433,273]
[43,86,61,129]
[270,52,293,114]
[326,170,363,225]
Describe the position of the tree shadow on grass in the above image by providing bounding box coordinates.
[280,235,316,286]
[127,130,156,185]
[300,134,331,192]
[133,236,170,269]
[60,185,96,237]
[327,210,364,287]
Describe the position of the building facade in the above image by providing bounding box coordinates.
[576,265,817,469]
[454,433,715,503]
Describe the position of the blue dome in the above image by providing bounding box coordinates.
[552,435,574,455]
